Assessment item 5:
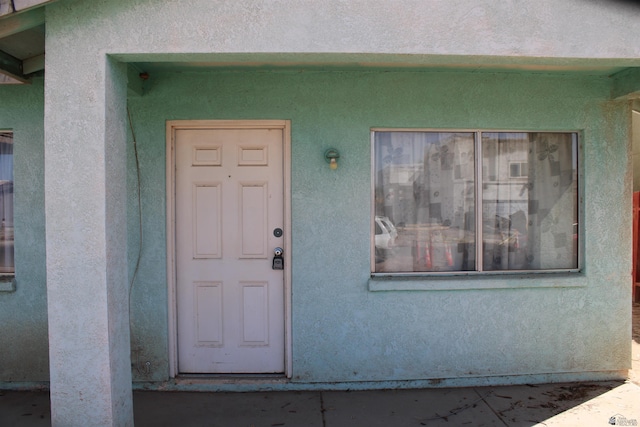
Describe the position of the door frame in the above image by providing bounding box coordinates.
[166,119,292,378]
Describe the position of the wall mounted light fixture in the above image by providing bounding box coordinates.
[324,148,340,170]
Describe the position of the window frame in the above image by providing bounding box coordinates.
[370,128,582,277]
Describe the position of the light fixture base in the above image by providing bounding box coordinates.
[324,148,340,162]
[324,148,340,170]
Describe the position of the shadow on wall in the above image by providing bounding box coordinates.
[632,302,639,342]
[586,0,640,8]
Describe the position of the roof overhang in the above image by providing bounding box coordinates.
[0,0,639,93]
[0,0,56,83]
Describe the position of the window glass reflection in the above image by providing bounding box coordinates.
[0,132,13,275]
[374,132,476,272]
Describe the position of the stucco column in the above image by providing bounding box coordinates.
[44,53,133,426]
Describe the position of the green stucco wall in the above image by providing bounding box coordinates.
[125,69,631,385]
[0,78,48,382]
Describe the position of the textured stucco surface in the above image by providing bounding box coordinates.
[47,0,640,63]
[0,0,635,400]
[0,78,48,382]
[44,38,133,427]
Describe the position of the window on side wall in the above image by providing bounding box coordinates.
[0,132,13,277]
[372,130,579,274]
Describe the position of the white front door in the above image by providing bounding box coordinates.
[175,124,285,374]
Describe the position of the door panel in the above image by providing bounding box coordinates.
[176,127,284,374]
[193,184,221,258]
[240,282,269,345]
[240,183,268,257]
[195,282,223,345]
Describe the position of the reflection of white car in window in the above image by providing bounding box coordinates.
[375,216,398,253]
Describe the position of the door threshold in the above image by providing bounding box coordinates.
[178,373,286,380]
[174,373,289,386]
[136,374,293,392]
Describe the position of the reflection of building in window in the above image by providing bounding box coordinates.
[509,162,528,178]
[373,130,578,274]
[0,132,13,275]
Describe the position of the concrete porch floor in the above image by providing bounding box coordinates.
[1,302,639,426]
[2,380,639,426]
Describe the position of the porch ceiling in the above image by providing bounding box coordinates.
[107,48,640,81]
[130,57,629,76]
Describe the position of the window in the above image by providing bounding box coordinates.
[509,162,528,179]
[373,130,578,274]
[0,132,13,276]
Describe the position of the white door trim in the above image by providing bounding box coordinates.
[166,120,292,378]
